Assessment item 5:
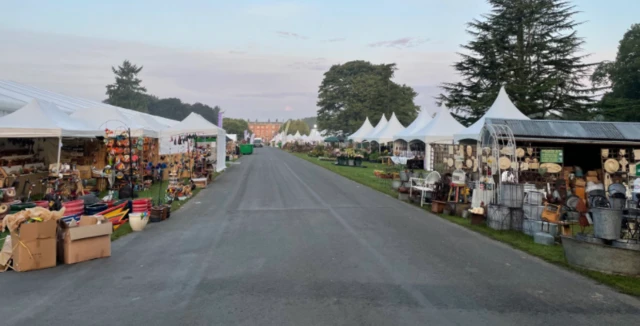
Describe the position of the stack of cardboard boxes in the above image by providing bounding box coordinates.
[1,216,112,273]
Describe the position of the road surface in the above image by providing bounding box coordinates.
[1,147,639,325]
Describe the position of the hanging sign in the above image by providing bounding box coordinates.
[540,149,563,163]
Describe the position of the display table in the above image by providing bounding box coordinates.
[3,172,49,197]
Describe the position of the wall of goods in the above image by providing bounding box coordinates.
[432,144,478,174]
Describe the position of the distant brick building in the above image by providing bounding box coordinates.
[248,119,283,143]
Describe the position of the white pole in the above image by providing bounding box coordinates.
[56,136,62,177]
[424,143,431,171]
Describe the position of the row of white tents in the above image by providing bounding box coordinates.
[0,80,228,173]
[272,126,325,144]
[347,86,530,169]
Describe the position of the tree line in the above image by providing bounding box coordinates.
[316,0,640,133]
[104,60,221,126]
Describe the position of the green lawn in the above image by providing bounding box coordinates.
[293,153,426,197]
[291,151,640,297]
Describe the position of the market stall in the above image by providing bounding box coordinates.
[409,106,465,171]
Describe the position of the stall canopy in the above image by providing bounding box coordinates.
[362,114,388,142]
[411,106,465,170]
[71,106,158,138]
[454,86,529,142]
[394,108,433,142]
[348,117,374,142]
[0,99,99,138]
[411,106,465,144]
[161,112,227,172]
[366,112,405,144]
[308,128,324,142]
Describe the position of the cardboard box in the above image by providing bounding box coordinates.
[11,219,57,272]
[58,216,112,264]
[0,236,11,272]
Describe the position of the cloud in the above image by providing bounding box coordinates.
[284,106,294,111]
[229,50,247,55]
[368,37,430,49]
[324,38,346,43]
[276,31,308,40]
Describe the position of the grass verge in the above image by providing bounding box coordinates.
[292,152,640,297]
[293,153,424,197]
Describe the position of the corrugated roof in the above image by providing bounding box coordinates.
[486,118,640,142]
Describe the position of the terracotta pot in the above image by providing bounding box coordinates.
[432,200,446,214]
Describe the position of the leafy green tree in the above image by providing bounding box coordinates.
[278,119,310,135]
[223,118,250,138]
[105,60,149,112]
[438,0,597,124]
[317,61,419,134]
[591,24,640,121]
[147,97,190,120]
[189,103,220,125]
[301,116,318,129]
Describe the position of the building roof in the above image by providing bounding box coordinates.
[485,118,640,142]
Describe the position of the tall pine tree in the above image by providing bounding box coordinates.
[438,0,597,124]
[105,60,149,113]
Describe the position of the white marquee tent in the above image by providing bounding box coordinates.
[411,106,465,170]
[347,117,374,142]
[454,86,529,142]
[162,113,227,172]
[362,114,388,142]
[366,112,405,144]
[70,106,158,138]
[0,99,99,138]
[393,109,433,142]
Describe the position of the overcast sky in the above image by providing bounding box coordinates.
[1,0,638,120]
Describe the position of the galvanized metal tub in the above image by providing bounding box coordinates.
[522,204,544,221]
[487,204,511,230]
[499,183,525,208]
[561,236,640,276]
[590,208,623,240]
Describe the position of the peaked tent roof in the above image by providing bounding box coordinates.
[161,112,225,137]
[411,106,465,143]
[309,128,324,142]
[0,99,100,138]
[394,109,433,142]
[71,106,158,138]
[454,86,529,142]
[362,114,388,142]
[348,117,374,142]
[367,112,405,143]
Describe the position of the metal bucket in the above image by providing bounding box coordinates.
[499,183,524,208]
[522,204,544,221]
[610,197,626,210]
[524,191,544,205]
[510,209,524,231]
[487,205,511,230]
[591,207,623,240]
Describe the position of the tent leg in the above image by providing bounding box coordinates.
[56,136,62,177]
[424,144,431,171]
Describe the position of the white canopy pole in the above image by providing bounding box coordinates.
[56,136,62,177]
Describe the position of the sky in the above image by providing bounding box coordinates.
[0,0,638,120]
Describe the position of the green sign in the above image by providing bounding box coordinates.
[540,149,563,163]
[196,136,216,142]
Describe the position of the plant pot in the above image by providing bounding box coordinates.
[348,159,355,166]
[432,200,446,214]
[129,213,149,231]
[470,213,486,225]
[391,180,402,190]
[400,170,409,182]
[354,157,363,167]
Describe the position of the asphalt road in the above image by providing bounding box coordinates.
[2,147,640,325]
